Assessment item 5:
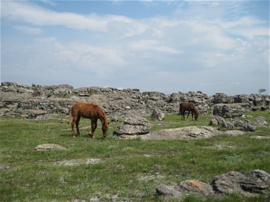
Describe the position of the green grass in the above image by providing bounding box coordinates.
[0,111,270,201]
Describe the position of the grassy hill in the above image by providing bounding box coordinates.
[0,111,269,201]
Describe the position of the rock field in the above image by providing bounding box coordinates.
[1,82,269,120]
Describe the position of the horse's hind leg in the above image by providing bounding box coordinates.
[71,119,75,137]
[75,116,81,136]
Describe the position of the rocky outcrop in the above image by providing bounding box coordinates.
[0,82,269,119]
[156,170,270,200]
[213,104,244,118]
[210,115,268,131]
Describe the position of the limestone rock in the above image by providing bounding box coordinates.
[142,126,222,140]
[213,93,234,104]
[156,184,182,198]
[113,116,152,136]
[35,144,67,151]
[211,171,247,194]
[176,180,214,196]
[211,170,270,195]
[151,108,165,121]
[213,104,244,118]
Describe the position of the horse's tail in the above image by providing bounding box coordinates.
[69,105,73,124]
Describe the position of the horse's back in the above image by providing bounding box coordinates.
[71,102,105,119]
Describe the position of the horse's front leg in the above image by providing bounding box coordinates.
[89,119,97,138]
[181,110,185,121]
[191,111,194,120]
[185,111,190,121]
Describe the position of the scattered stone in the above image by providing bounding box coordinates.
[35,144,67,151]
[157,170,270,200]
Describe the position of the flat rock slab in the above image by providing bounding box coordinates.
[35,144,67,151]
[141,126,222,140]
[53,158,101,166]
[251,135,270,139]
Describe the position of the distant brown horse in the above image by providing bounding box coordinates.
[69,102,109,138]
[179,102,199,121]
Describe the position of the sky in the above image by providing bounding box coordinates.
[1,0,269,96]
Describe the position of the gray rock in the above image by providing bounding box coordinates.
[253,116,268,127]
[243,120,257,131]
[211,171,247,194]
[151,108,165,121]
[35,144,67,151]
[213,93,234,104]
[213,104,244,118]
[113,116,152,136]
[211,170,270,195]
[142,126,222,140]
[176,180,214,196]
[243,170,270,194]
[156,184,182,198]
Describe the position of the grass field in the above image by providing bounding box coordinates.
[0,111,270,201]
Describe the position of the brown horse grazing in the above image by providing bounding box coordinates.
[179,102,199,121]
[69,102,109,138]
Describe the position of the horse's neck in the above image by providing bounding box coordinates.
[99,114,108,125]
[193,107,198,115]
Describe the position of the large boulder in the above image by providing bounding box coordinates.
[113,116,152,136]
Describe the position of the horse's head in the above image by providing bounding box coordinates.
[102,121,109,138]
[194,113,199,120]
